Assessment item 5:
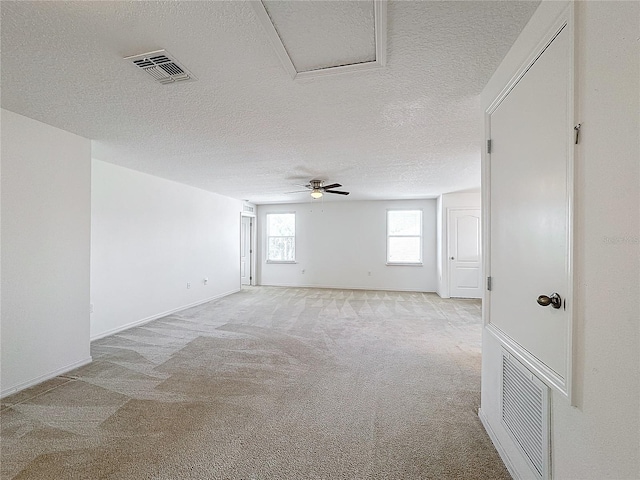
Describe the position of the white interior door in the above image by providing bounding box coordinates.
[448,209,482,298]
[488,24,572,392]
[241,216,252,285]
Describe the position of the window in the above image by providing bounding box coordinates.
[266,213,296,262]
[387,210,422,264]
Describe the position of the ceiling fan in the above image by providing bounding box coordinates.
[287,179,350,199]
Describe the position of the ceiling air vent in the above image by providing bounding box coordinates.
[124,49,196,85]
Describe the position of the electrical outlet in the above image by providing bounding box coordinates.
[186,282,191,289]
[203,278,208,285]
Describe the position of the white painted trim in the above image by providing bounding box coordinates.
[251,0,387,80]
[487,323,567,396]
[251,216,257,286]
[244,213,258,286]
[265,211,297,263]
[385,263,423,267]
[440,203,451,299]
[240,213,257,286]
[250,0,297,79]
[374,0,387,67]
[295,60,384,80]
[483,4,575,402]
[89,289,239,341]
[564,3,576,408]
[386,208,424,265]
[486,15,569,116]
[1,356,93,399]
[479,407,522,480]
[259,282,433,293]
[481,115,491,323]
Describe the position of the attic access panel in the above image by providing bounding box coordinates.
[253,0,387,79]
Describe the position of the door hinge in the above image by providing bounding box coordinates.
[250,249,253,254]
[487,276,493,291]
[487,139,492,154]
[574,123,581,145]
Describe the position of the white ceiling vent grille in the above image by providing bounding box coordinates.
[501,351,551,480]
[124,49,196,85]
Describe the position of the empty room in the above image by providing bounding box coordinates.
[1,1,638,479]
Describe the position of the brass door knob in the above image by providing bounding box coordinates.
[537,292,562,309]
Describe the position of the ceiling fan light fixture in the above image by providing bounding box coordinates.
[310,189,323,199]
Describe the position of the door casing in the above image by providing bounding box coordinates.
[240,214,256,286]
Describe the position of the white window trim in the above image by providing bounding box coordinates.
[385,262,424,266]
[386,209,423,266]
[266,212,296,263]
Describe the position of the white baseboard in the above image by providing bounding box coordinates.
[90,289,240,341]
[436,286,450,298]
[478,407,520,480]
[259,282,434,293]
[1,356,93,399]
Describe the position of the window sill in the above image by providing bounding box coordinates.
[386,262,423,266]
[266,260,298,264]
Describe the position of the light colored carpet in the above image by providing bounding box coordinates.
[1,287,509,479]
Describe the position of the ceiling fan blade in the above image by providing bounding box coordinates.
[322,183,341,190]
[325,190,350,195]
[285,190,311,194]
[294,184,311,188]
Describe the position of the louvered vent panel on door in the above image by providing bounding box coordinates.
[501,351,551,480]
[124,49,196,85]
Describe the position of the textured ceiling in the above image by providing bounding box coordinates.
[0,1,540,204]
[263,0,376,72]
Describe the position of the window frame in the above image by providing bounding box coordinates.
[386,209,423,266]
[265,212,297,264]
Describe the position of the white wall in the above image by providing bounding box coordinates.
[257,200,437,292]
[90,160,242,339]
[1,109,92,396]
[436,192,481,298]
[480,2,640,479]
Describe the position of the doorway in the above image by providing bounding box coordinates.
[447,208,482,298]
[241,215,254,286]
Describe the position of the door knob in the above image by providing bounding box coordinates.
[537,292,562,309]
[450,256,455,260]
